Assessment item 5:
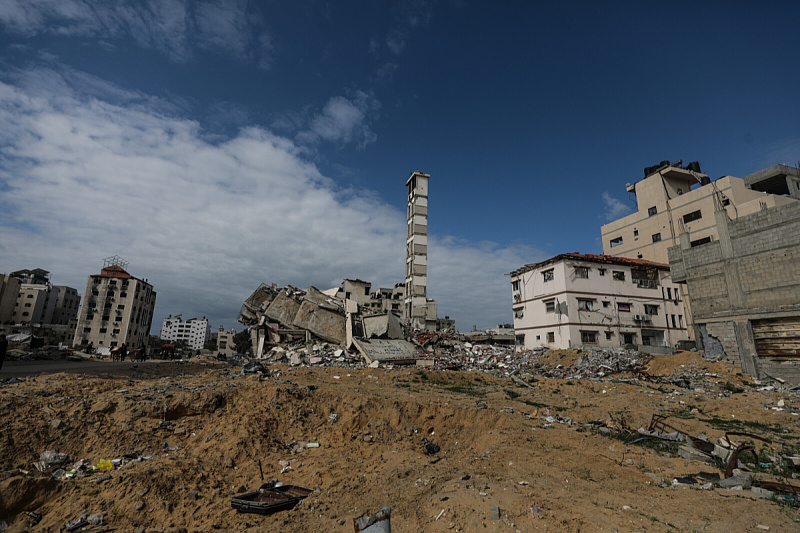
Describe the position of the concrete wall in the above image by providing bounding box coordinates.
[669,202,800,382]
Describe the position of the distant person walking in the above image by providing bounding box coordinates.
[0,333,8,372]
[120,343,128,362]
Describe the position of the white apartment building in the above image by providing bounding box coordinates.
[508,253,689,351]
[161,315,210,350]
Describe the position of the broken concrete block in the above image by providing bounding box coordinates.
[292,300,346,345]
[265,291,302,326]
[719,474,752,489]
[363,312,404,340]
[678,445,713,464]
[352,338,418,364]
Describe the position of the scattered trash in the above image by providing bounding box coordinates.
[353,506,391,533]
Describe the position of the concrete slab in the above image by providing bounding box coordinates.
[363,312,403,340]
[265,291,301,326]
[292,300,346,345]
[352,338,418,364]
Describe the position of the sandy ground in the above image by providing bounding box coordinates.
[1,352,799,532]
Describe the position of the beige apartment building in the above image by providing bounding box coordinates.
[0,275,21,323]
[508,253,689,352]
[216,326,237,358]
[601,162,799,264]
[73,259,156,350]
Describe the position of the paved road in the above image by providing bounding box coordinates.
[1,359,183,379]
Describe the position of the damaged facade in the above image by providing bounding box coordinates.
[669,201,800,382]
[72,257,156,350]
[405,170,431,330]
[508,253,689,352]
[238,281,419,365]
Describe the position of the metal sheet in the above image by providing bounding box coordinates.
[752,317,800,358]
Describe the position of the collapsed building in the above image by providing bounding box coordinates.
[238,281,421,366]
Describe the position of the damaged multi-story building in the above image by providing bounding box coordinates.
[602,161,800,381]
[668,190,800,382]
[508,253,689,352]
[72,257,157,350]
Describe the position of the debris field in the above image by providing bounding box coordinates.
[1,349,800,532]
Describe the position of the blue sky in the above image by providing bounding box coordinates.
[1,1,798,333]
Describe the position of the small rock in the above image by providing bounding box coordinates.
[224,456,234,468]
[87,513,104,525]
[490,507,500,520]
[51,418,64,429]
[187,490,199,501]
[133,501,144,511]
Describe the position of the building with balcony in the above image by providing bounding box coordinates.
[72,257,156,350]
[160,315,210,350]
[507,253,689,352]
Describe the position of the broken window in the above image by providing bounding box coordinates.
[678,315,684,327]
[364,287,370,296]
[117,304,125,310]
[632,267,658,288]
[623,333,636,344]
[514,309,524,319]
[651,233,662,243]
[644,304,659,315]
[547,332,555,343]
[602,301,610,308]
[580,331,597,344]
[690,236,712,247]
[667,287,672,299]
[617,302,631,312]
[545,300,556,313]
[511,280,520,291]
[83,327,91,333]
[671,314,677,328]
[605,331,612,340]
[110,341,118,347]
[609,236,623,247]
[682,210,702,223]
[99,328,107,333]
[633,229,639,236]
[577,298,594,311]
[542,269,554,282]
[113,328,120,334]
[599,268,606,276]
[612,271,625,281]
[574,266,589,279]
[648,206,657,216]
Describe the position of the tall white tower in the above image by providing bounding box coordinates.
[404,170,430,329]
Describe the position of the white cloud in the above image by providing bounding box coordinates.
[298,91,380,149]
[0,0,272,66]
[601,192,634,222]
[0,67,534,331]
[386,29,406,55]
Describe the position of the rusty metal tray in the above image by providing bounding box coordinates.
[231,484,313,515]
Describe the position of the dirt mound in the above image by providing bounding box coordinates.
[1,364,799,532]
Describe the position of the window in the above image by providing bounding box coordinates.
[690,236,712,247]
[542,269,554,282]
[120,292,127,297]
[102,315,110,321]
[605,331,612,340]
[22,311,29,316]
[610,236,623,247]
[623,333,636,344]
[514,309,524,319]
[652,233,662,243]
[117,304,125,310]
[599,268,606,276]
[83,327,91,333]
[633,229,639,236]
[671,314,677,328]
[547,332,555,343]
[364,287,370,296]
[617,302,631,312]
[86,314,94,320]
[667,287,672,299]
[113,328,120,334]
[345,291,351,299]
[682,210,702,223]
[574,266,589,279]
[722,198,730,206]
[648,206,657,216]
[644,304,659,315]
[577,298,594,311]
[677,187,683,195]
[678,315,684,327]
[535,335,540,340]
[24,302,31,307]
[612,271,625,281]
[110,341,118,347]
[511,280,520,291]
[580,331,597,344]
[602,301,610,308]
[92,290,99,296]
[545,300,556,313]
[99,328,107,333]
[27,294,33,298]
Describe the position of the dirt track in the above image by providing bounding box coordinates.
[1,353,799,532]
